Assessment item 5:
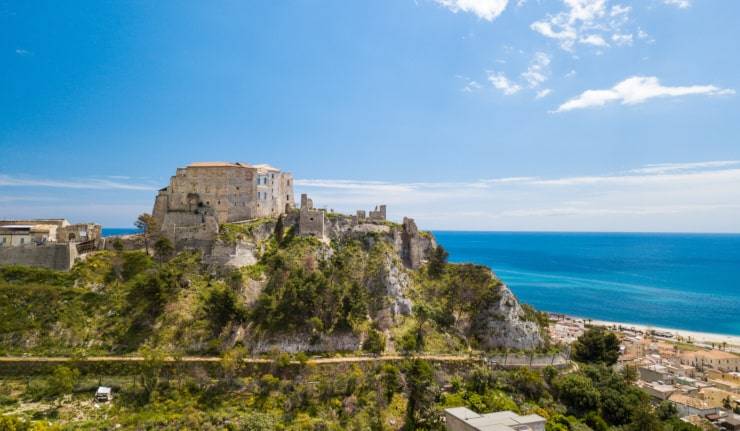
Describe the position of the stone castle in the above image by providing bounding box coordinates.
[1,161,398,268]
[152,162,295,237]
[151,162,390,245]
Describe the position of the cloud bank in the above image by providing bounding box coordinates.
[555,76,735,112]
[295,161,740,232]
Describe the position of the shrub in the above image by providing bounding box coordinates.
[362,329,386,355]
[572,327,620,365]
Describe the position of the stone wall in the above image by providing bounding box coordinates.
[0,243,78,270]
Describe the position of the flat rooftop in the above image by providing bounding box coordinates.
[445,408,545,430]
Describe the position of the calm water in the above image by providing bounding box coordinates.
[433,231,740,336]
[102,228,141,237]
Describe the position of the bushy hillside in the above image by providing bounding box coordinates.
[0,217,546,356]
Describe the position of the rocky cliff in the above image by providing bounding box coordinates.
[0,213,546,356]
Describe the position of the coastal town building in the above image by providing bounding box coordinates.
[668,393,720,418]
[152,162,295,229]
[680,350,740,372]
[642,382,677,400]
[444,407,545,431]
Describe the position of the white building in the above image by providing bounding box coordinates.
[445,408,546,431]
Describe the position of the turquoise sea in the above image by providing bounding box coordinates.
[102,228,142,237]
[433,231,740,336]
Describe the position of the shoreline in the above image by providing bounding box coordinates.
[550,313,740,350]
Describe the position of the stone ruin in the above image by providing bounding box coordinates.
[298,193,326,239]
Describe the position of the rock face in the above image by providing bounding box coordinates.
[471,284,544,350]
[372,255,413,330]
[199,214,542,352]
[206,242,259,268]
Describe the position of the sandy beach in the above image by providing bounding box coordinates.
[552,313,740,352]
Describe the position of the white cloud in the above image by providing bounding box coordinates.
[436,0,509,21]
[15,48,31,56]
[663,0,691,9]
[457,75,483,93]
[487,71,522,95]
[536,88,552,99]
[530,0,635,52]
[580,34,608,47]
[628,161,740,174]
[295,161,740,232]
[611,33,633,46]
[0,175,158,191]
[521,52,551,88]
[555,76,735,112]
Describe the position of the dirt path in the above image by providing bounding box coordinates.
[0,353,567,368]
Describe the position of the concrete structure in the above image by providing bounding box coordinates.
[680,350,740,372]
[639,364,674,384]
[152,162,295,229]
[0,242,80,270]
[642,382,677,400]
[444,408,545,431]
[668,393,719,417]
[0,219,100,246]
[298,194,325,238]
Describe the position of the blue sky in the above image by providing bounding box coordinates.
[2,0,739,231]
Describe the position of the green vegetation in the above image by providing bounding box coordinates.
[572,327,621,366]
[0,218,697,430]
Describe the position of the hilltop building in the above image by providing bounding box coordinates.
[0,219,102,270]
[152,162,295,235]
[0,219,100,247]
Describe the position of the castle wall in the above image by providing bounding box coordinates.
[0,243,78,271]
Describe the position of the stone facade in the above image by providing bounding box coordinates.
[298,194,325,238]
[57,223,101,243]
[152,162,295,231]
[0,219,101,247]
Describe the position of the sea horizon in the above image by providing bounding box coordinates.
[434,230,740,337]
